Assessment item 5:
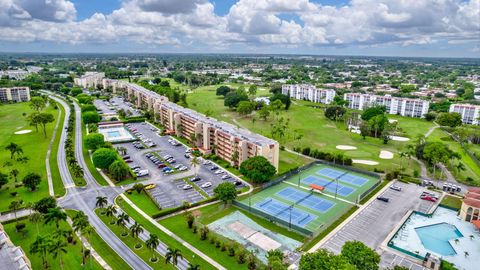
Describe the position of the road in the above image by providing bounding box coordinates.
[50,95,151,270]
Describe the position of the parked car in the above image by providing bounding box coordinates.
[178,166,188,171]
[136,170,149,177]
[210,166,218,171]
[173,164,182,169]
[190,176,201,182]
[157,164,166,168]
[144,184,156,190]
[182,184,193,190]
[221,175,230,180]
[145,153,153,158]
[168,159,176,164]
[377,197,389,203]
[124,159,133,163]
[162,167,172,172]
[201,182,212,188]
[122,155,130,160]
[184,154,191,159]
[421,196,437,202]
[390,185,402,191]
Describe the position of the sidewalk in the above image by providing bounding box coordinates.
[0,209,31,223]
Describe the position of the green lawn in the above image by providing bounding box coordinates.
[428,129,480,186]
[0,102,60,212]
[440,195,463,210]
[50,101,66,197]
[3,218,102,270]
[65,210,132,270]
[124,190,161,217]
[115,196,217,270]
[94,209,176,270]
[187,90,424,176]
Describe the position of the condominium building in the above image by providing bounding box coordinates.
[0,224,32,270]
[73,72,105,89]
[282,84,336,104]
[76,74,280,169]
[344,93,430,118]
[449,103,480,125]
[0,87,31,103]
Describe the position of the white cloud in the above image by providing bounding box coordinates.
[0,0,477,52]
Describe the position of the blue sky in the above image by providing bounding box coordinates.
[0,0,478,57]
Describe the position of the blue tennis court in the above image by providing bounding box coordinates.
[317,168,368,187]
[277,187,336,213]
[254,198,315,227]
[302,175,355,197]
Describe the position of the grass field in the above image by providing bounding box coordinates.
[186,87,425,176]
[65,210,132,270]
[439,195,463,210]
[50,101,66,197]
[0,102,61,212]
[3,218,102,270]
[115,196,217,270]
[124,190,161,217]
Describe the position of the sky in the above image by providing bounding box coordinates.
[0,0,479,58]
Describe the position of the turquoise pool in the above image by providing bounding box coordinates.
[107,131,121,137]
[415,223,463,256]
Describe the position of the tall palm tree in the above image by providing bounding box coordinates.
[72,211,89,235]
[130,222,144,248]
[72,165,84,178]
[30,235,51,268]
[105,205,117,223]
[187,263,200,270]
[44,207,67,229]
[9,168,19,182]
[165,247,183,266]
[29,212,43,235]
[146,234,160,262]
[116,212,130,236]
[95,196,108,211]
[49,239,68,269]
[5,142,22,160]
[190,156,199,176]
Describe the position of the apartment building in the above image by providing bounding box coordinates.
[76,73,280,169]
[344,93,429,118]
[0,87,31,103]
[282,84,336,104]
[73,72,105,89]
[449,104,480,125]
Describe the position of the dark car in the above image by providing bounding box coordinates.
[157,164,166,168]
[210,166,218,171]
[122,155,130,160]
[377,197,389,203]
[190,176,201,182]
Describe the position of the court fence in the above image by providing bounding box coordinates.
[232,200,314,236]
[358,178,382,203]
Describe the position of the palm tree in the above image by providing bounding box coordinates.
[165,247,183,266]
[72,165,84,178]
[29,212,43,235]
[95,196,108,213]
[187,263,200,270]
[105,205,117,224]
[399,151,407,170]
[456,162,466,175]
[146,234,160,262]
[30,235,51,268]
[49,239,68,269]
[116,212,130,236]
[130,222,144,248]
[5,142,22,159]
[72,211,89,236]
[44,207,67,229]
[9,168,19,182]
[9,200,23,221]
[190,156,199,176]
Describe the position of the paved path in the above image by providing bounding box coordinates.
[0,209,31,222]
[45,103,63,197]
[424,123,439,138]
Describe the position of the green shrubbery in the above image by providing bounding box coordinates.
[293,147,353,165]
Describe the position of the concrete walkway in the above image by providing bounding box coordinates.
[0,209,31,222]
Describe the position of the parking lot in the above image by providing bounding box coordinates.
[320,181,437,255]
[112,120,246,210]
[110,96,141,117]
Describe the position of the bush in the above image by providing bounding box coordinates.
[228,245,235,256]
[237,251,246,264]
[92,148,118,169]
[15,222,26,232]
[82,111,101,124]
[84,133,105,150]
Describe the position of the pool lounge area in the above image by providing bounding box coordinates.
[98,126,136,143]
[389,206,480,270]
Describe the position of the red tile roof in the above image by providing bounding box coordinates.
[466,193,480,200]
[464,198,480,208]
[467,187,480,194]
[472,220,480,229]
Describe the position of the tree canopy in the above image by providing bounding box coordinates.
[84,133,105,150]
[436,112,462,128]
[299,249,355,270]
[239,156,276,183]
[92,148,118,169]
[82,111,101,124]
[361,106,386,121]
[325,106,347,121]
[213,182,237,204]
[109,160,130,182]
[216,86,231,96]
[224,90,249,108]
[22,172,42,191]
[341,241,380,270]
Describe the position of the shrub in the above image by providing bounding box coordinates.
[15,222,26,232]
[237,251,246,264]
[92,148,118,169]
[228,245,235,256]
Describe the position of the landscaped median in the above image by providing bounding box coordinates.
[65,210,132,270]
[94,208,177,270]
[49,99,66,197]
[115,196,219,270]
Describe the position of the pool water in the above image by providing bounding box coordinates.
[107,131,121,137]
[415,223,463,256]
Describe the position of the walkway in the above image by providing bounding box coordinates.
[0,209,31,223]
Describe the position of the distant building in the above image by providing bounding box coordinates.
[449,103,480,125]
[282,84,336,104]
[74,72,105,89]
[0,66,42,80]
[344,93,429,118]
[0,87,31,103]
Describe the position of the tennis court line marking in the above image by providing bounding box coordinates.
[283,181,356,206]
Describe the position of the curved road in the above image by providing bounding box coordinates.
[50,95,151,270]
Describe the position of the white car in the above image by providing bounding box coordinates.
[182,184,193,190]
[136,170,149,177]
[221,175,230,180]
[201,182,212,188]
[179,166,188,171]
[215,170,224,175]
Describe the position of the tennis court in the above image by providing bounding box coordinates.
[285,163,379,202]
[317,168,369,186]
[277,187,336,213]
[254,198,315,227]
[302,175,355,196]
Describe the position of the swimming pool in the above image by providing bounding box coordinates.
[107,131,121,137]
[415,223,463,256]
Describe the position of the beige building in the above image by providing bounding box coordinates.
[76,74,280,169]
[74,72,105,89]
[0,87,30,103]
[460,187,480,222]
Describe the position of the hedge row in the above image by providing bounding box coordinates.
[293,147,353,165]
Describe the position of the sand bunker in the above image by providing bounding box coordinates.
[336,145,358,150]
[14,130,32,134]
[352,159,379,165]
[388,119,398,124]
[391,136,410,142]
[379,150,394,159]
